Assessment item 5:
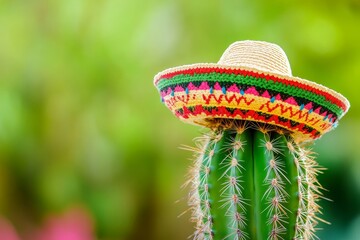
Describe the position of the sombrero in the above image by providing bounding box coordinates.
[154,40,350,140]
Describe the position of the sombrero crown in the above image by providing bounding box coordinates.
[154,40,350,140]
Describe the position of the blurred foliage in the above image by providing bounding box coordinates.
[0,0,359,239]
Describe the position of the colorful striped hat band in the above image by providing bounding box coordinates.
[154,41,350,141]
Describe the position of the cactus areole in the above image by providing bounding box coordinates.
[154,41,350,240]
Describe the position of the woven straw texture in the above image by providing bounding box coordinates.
[154,41,350,140]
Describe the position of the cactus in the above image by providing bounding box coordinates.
[186,120,322,240]
[154,41,349,239]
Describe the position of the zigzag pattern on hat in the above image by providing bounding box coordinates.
[155,66,348,140]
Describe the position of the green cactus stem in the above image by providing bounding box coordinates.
[187,120,324,240]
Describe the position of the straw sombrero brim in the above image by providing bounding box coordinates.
[154,63,350,140]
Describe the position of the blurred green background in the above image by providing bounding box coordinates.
[0,0,359,239]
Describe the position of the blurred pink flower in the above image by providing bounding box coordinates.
[0,218,20,240]
[36,207,94,240]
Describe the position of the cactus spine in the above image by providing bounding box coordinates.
[188,121,323,240]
